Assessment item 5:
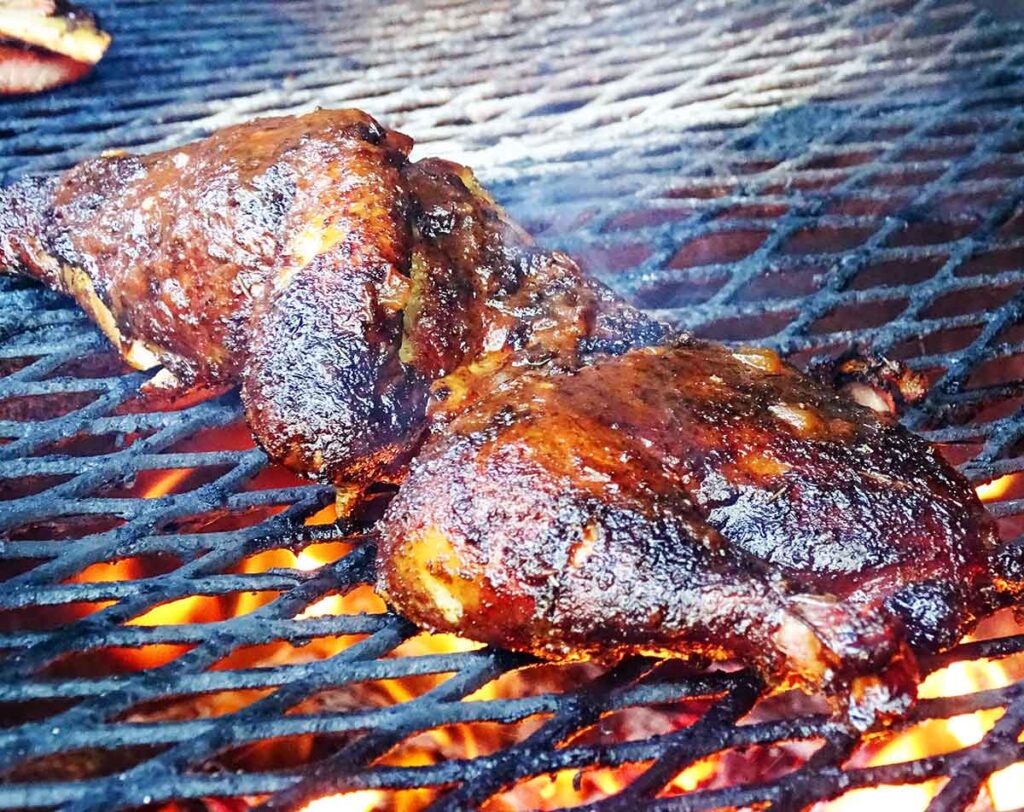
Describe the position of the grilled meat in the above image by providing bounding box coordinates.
[380,339,1006,724]
[1,110,418,484]
[0,1,109,94]
[0,108,1013,722]
[809,347,929,415]
[0,109,657,487]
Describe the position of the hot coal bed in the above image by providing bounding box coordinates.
[4,0,1024,809]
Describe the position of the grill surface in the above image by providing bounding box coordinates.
[4,0,1024,809]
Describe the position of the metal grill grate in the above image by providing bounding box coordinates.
[4,0,1024,809]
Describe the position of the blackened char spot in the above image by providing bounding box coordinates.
[886,581,969,653]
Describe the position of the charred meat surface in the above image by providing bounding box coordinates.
[2,109,426,486]
[380,338,1008,725]
[0,109,1012,723]
[0,109,658,487]
[0,0,110,94]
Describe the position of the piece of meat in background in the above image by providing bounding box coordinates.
[0,0,110,94]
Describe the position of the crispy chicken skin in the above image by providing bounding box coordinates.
[380,339,1006,723]
[1,109,420,484]
[0,109,1012,722]
[0,109,658,487]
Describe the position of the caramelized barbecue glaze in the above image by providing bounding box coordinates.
[0,109,655,485]
[0,109,1013,723]
[381,340,1003,722]
[1,110,419,483]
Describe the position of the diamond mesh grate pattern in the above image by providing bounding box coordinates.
[5,0,1024,809]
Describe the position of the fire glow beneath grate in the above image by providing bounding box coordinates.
[5,0,1024,809]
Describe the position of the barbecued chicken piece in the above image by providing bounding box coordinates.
[0,0,110,95]
[0,108,660,488]
[379,338,1006,725]
[0,109,418,485]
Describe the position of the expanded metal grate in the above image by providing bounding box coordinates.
[4,0,1024,809]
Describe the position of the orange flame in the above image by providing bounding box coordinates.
[143,466,195,499]
[300,792,386,812]
[825,645,1024,811]
[668,756,720,793]
[72,431,1024,811]
[976,474,1016,502]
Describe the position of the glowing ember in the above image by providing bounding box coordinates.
[823,648,1024,810]
[300,791,386,812]
[976,474,1016,502]
[63,433,1024,810]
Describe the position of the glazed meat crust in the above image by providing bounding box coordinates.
[0,109,658,488]
[380,338,1003,721]
[0,109,412,389]
[1,109,424,485]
